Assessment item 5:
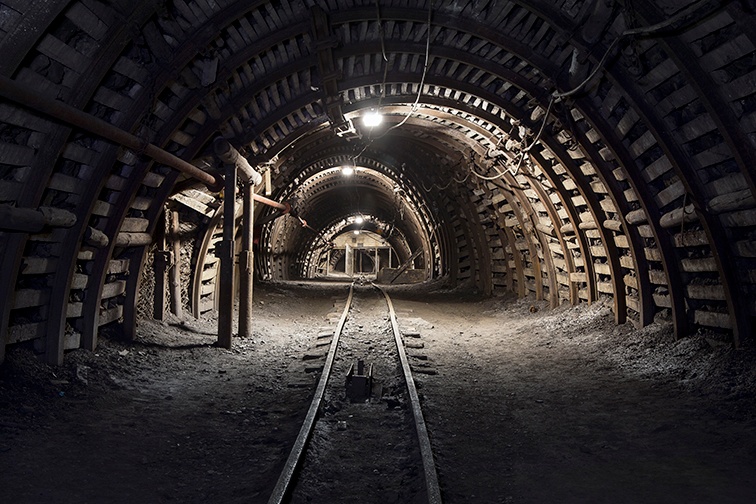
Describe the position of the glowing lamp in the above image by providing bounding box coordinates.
[362,109,383,127]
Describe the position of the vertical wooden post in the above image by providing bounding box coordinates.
[345,244,354,277]
[169,209,183,318]
[0,321,6,364]
[153,210,168,321]
[238,183,254,339]
[218,163,236,349]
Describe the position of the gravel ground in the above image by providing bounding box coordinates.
[1,280,754,503]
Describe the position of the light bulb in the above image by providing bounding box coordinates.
[341,166,354,176]
[355,216,364,224]
[362,109,383,127]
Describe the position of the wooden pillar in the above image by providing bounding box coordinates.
[169,209,183,318]
[218,163,236,349]
[238,183,254,339]
[153,210,168,321]
[345,244,354,277]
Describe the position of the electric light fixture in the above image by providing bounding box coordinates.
[362,109,383,127]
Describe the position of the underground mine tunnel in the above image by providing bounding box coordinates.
[0,0,755,503]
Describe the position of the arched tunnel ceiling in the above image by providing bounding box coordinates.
[0,0,754,365]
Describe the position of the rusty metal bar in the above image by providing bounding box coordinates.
[213,137,262,185]
[524,169,580,306]
[0,75,224,191]
[212,138,290,213]
[593,70,748,345]
[252,192,289,213]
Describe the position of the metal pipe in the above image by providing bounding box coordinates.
[214,138,291,212]
[0,75,224,191]
[252,192,289,212]
[213,137,262,185]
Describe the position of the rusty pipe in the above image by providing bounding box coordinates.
[213,137,263,186]
[213,138,289,212]
[0,75,224,192]
[253,193,290,213]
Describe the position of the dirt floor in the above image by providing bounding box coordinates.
[1,280,755,503]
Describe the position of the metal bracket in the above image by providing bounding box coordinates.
[345,359,373,402]
[154,250,173,267]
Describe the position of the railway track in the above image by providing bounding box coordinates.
[268,283,441,504]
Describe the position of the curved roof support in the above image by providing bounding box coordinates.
[597,76,748,343]
[541,135,627,325]
[561,108,656,328]
[499,170,560,307]
[633,0,756,200]
[529,149,598,305]
[454,185,494,296]
[524,163,580,306]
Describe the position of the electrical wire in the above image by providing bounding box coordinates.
[553,0,722,100]
[368,0,720,193]
[359,0,433,151]
[350,1,433,170]
[379,0,433,135]
[469,160,512,181]
[376,0,389,104]
[421,169,470,192]
[489,0,724,179]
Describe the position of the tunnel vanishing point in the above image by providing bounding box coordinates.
[0,0,754,365]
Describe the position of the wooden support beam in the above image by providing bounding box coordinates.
[389,248,423,284]
[84,226,109,247]
[0,205,76,232]
[238,184,254,339]
[169,210,183,318]
[464,192,494,297]
[217,162,237,349]
[596,63,747,343]
[115,232,152,247]
[525,165,579,306]
[153,211,168,321]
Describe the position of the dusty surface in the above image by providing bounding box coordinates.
[1,280,755,503]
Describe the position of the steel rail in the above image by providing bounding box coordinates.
[375,284,443,504]
[267,283,355,504]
